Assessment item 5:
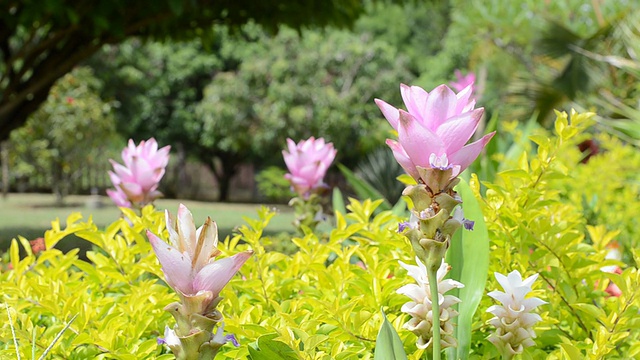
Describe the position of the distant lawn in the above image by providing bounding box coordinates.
[0,193,295,255]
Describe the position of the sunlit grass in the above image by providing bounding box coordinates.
[0,193,295,254]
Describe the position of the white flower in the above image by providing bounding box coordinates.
[487,270,546,357]
[397,258,464,349]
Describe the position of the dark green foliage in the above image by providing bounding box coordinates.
[0,0,369,141]
[356,147,405,204]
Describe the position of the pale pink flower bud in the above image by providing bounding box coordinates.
[397,258,464,349]
[375,84,494,184]
[282,137,337,199]
[487,270,546,357]
[107,138,171,208]
[147,204,252,311]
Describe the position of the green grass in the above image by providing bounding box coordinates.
[0,193,295,255]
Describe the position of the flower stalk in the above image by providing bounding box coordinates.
[427,268,442,360]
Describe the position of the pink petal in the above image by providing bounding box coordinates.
[106,189,131,208]
[119,182,144,203]
[436,108,484,153]
[397,110,444,167]
[192,218,218,272]
[386,139,419,180]
[192,251,253,298]
[455,85,474,113]
[177,204,196,255]
[448,132,495,172]
[375,98,400,130]
[110,161,133,182]
[165,210,180,249]
[400,84,428,122]
[148,230,194,294]
[423,85,457,130]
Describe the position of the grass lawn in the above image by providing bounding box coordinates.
[0,193,295,255]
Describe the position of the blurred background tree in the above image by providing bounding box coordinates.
[8,67,118,205]
[0,0,369,142]
[3,0,640,202]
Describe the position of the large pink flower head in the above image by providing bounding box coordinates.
[147,204,253,313]
[375,84,495,184]
[107,138,171,208]
[282,137,337,198]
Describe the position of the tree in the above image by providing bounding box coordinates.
[0,0,368,141]
[89,38,222,198]
[195,26,413,201]
[9,67,118,204]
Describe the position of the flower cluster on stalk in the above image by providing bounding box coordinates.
[397,259,464,349]
[487,270,546,358]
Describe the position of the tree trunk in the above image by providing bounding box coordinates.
[1,141,8,198]
[202,155,238,203]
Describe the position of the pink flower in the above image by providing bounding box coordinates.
[449,70,476,93]
[107,138,170,208]
[283,137,337,198]
[375,84,494,183]
[147,204,252,309]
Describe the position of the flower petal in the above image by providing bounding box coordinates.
[448,131,495,172]
[437,108,484,153]
[386,139,420,180]
[423,85,457,130]
[192,251,253,298]
[375,98,400,130]
[397,110,444,168]
[147,230,193,294]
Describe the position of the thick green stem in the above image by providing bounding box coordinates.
[427,266,441,360]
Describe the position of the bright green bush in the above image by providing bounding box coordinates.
[2,110,640,359]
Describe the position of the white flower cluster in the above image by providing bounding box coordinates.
[397,258,464,349]
[487,270,546,357]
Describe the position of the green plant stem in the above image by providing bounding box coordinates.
[427,267,441,360]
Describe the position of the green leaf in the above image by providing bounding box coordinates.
[560,343,584,360]
[332,187,347,216]
[248,333,298,360]
[448,178,490,360]
[373,309,408,360]
[338,163,392,211]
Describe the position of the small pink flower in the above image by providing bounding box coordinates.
[282,137,337,198]
[375,84,494,183]
[147,204,252,308]
[449,70,476,93]
[107,138,170,208]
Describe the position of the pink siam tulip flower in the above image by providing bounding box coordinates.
[375,84,495,183]
[449,70,476,93]
[147,204,253,312]
[107,138,171,208]
[282,137,337,199]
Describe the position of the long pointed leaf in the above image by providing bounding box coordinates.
[374,309,408,360]
[337,163,392,211]
[447,178,490,360]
